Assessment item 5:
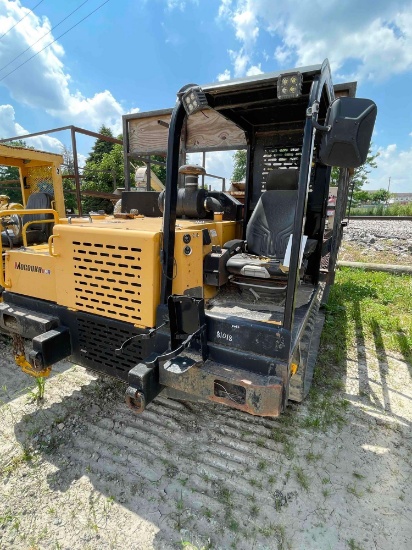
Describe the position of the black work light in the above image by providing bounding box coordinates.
[181,86,209,115]
[277,72,303,99]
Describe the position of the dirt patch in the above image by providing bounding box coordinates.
[0,332,411,550]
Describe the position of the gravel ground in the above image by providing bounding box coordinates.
[341,219,412,264]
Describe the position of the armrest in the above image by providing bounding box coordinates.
[222,239,246,255]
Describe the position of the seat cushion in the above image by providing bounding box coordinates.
[226,238,318,280]
[226,253,286,278]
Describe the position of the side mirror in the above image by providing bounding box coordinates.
[320,97,377,168]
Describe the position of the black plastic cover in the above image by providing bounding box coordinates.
[320,97,377,168]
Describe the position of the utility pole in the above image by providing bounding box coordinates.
[386,176,391,206]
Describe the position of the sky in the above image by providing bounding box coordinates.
[0,0,411,193]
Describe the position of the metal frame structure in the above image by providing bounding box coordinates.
[0,126,122,216]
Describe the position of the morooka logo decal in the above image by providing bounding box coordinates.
[14,262,51,275]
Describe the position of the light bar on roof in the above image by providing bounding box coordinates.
[181,86,209,115]
[277,72,303,99]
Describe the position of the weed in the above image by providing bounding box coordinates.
[175,491,185,531]
[27,377,46,401]
[0,510,17,529]
[305,452,321,462]
[259,523,290,549]
[322,488,330,498]
[248,478,263,490]
[257,460,267,471]
[294,466,310,491]
[347,538,364,550]
[216,486,232,507]
[227,517,239,532]
[268,475,276,484]
[321,477,330,484]
[250,504,259,518]
[256,437,266,448]
[352,471,365,480]
[346,485,364,498]
[1,446,33,475]
[270,429,288,444]
[201,472,210,483]
[283,439,295,460]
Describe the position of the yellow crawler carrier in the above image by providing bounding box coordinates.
[0,61,376,416]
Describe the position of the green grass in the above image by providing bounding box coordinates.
[317,268,412,374]
[349,203,412,216]
[300,269,412,430]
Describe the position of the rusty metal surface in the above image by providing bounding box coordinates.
[160,356,284,417]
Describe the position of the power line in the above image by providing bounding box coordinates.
[0,0,45,40]
[0,0,91,74]
[0,0,111,83]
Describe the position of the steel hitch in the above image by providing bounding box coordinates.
[12,326,71,379]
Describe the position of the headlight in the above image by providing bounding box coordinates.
[277,72,303,99]
[181,86,209,115]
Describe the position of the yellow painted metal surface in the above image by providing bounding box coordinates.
[5,245,57,302]
[52,219,162,329]
[172,228,204,295]
[4,214,240,327]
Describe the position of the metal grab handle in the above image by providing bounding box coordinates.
[68,215,93,224]
[1,253,11,289]
[48,234,60,257]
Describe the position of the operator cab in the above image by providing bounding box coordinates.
[0,144,64,250]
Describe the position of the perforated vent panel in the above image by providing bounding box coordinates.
[72,240,142,322]
[261,146,302,191]
[77,317,144,374]
[26,166,54,196]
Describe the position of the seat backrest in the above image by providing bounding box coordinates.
[22,192,53,237]
[246,169,298,258]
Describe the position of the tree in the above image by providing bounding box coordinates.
[371,188,391,203]
[232,149,247,182]
[87,125,115,164]
[352,190,370,204]
[82,127,119,214]
[331,146,379,192]
[151,154,166,185]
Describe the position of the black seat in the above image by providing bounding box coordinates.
[1,192,54,247]
[226,169,317,280]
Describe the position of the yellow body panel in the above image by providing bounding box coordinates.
[6,246,56,302]
[52,220,161,329]
[4,216,240,328]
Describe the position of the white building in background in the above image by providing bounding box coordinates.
[390,193,412,203]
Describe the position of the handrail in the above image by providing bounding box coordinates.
[0,208,59,289]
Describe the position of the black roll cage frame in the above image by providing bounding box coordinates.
[160,60,336,333]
